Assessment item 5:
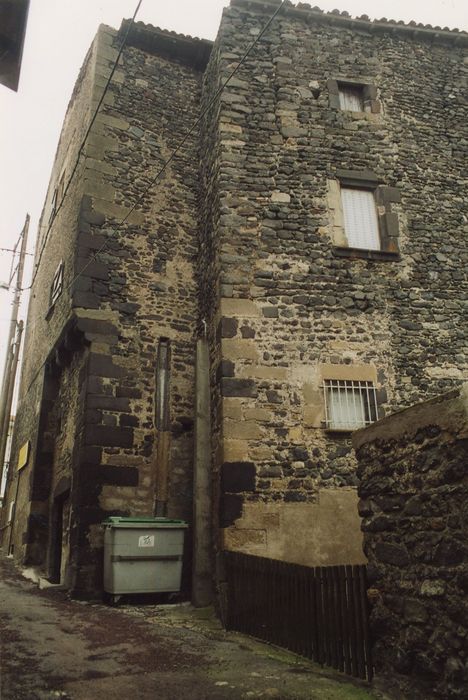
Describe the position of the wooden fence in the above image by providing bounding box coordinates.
[223,551,373,682]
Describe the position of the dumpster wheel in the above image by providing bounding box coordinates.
[103,592,122,606]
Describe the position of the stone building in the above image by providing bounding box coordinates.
[1,0,466,598]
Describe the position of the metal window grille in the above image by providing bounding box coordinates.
[322,380,378,430]
[50,261,64,307]
[338,85,364,112]
[341,188,380,250]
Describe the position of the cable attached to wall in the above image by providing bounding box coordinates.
[23,0,144,293]
[20,0,287,399]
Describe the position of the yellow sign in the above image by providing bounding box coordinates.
[17,441,30,471]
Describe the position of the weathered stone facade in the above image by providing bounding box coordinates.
[1,22,211,596]
[1,1,466,596]
[354,386,468,700]
[201,0,467,566]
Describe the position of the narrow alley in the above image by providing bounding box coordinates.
[0,556,378,700]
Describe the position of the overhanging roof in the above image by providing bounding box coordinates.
[119,19,213,71]
[0,0,30,91]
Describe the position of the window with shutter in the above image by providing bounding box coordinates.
[50,262,64,308]
[338,85,364,112]
[49,188,58,224]
[341,188,380,250]
[328,171,401,260]
[328,80,381,114]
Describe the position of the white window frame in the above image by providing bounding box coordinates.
[322,380,378,431]
[341,187,381,251]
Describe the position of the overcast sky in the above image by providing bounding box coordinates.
[0,0,466,382]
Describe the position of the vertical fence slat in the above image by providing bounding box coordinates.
[358,565,373,682]
[319,567,327,666]
[311,566,319,663]
[331,567,339,669]
[345,564,358,678]
[307,567,315,661]
[333,566,344,672]
[324,567,332,667]
[339,564,352,676]
[352,564,366,679]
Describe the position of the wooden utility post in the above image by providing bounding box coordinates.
[0,214,30,486]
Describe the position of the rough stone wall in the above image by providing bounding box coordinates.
[2,23,210,596]
[0,30,103,561]
[200,0,467,565]
[353,386,468,700]
[198,30,230,569]
[69,27,207,594]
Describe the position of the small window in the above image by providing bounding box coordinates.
[338,84,364,112]
[49,188,58,224]
[341,187,380,250]
[50,262,64,308]
[328,171,401,259]
[328,80,381,115]
[323,380,378,431]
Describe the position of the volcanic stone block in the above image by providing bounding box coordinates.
[221,378,257,398]
[219,494,243,527]
[84,424,134,448]
[221,462,256,493]
[100,465,139,486]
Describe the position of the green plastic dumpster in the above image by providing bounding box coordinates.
[103,516,187,603]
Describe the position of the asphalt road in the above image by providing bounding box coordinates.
[0,556,378,700]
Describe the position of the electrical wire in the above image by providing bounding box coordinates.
[20,0,286,399]
[64,0,286,294]
[0,247,33,256]
[23,0,144,293]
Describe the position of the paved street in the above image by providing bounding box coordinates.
[0,556,378,699]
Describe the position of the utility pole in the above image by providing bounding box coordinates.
[0,214,30,485]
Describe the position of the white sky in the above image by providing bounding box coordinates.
[0,0,466,379]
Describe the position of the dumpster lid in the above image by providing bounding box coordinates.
[103,516,186,524]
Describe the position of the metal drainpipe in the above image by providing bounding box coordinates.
[192,335,213,606]
[154,339,171,517]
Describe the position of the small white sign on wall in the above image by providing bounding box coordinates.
[138,535,154,548]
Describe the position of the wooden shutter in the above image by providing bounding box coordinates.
[338,86,363,112]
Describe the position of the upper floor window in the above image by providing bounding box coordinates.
[49,188,58,224]
[327,79,381,114]
[338,84,364,112]
[50,261,64,308]
[327,170,401,260]
[341,187,380,251]
[48,171,66,226]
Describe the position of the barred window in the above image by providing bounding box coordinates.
[323,380,378,430]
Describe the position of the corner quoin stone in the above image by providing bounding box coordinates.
[221,377,257,398]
